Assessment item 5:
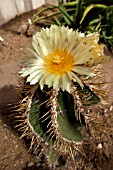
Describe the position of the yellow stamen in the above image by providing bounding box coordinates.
[44,50,74,75]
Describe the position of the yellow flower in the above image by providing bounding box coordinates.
[19,25,110,92]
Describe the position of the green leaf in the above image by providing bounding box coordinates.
[58,5,74,25]
[53,17,62,26]
[80,4,107,24]
[74,0,82,29]
[58,0,63,6]
[32,5,57,21]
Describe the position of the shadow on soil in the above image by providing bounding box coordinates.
[0,85,20,125]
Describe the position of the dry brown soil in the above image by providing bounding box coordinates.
[0,5,113,170]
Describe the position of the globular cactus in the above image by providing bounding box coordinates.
[15,25,110,168]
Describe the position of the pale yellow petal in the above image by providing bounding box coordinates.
[45,74,56,88]
[26,47,39,59]
[67,71,84,88]
[27,70,44,84]
[60,74,70,92]
[19,64,43,77]
[39,72,50,90]
[72,66,94,77]
[53,75,61,91]
[32,35,44,57]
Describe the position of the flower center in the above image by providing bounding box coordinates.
[43,50,74,75]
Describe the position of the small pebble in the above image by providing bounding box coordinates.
[97,143,102,150]
[28,161,34,167]
[0,36,4,42]
[36,162,41,167]
[28,18,32,25]
[17,22,28,35]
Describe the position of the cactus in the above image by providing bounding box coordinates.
[15,25,110,168]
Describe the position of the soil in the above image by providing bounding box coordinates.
[0,5,113,170]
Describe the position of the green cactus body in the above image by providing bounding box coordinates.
[27,85,84,161]
[15,78,106,167]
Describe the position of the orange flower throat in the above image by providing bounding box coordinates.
[43,50,74,75]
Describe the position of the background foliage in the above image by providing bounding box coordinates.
[32,0,113,50]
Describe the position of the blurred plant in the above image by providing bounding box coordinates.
[31,0,113,51]
[15,25,110,168]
